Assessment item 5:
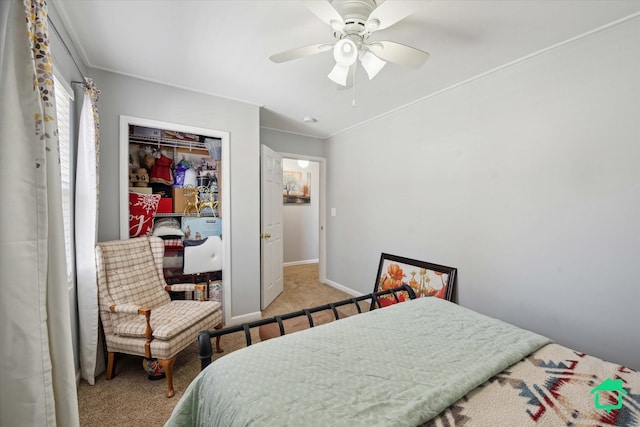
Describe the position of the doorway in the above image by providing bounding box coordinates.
[282,158,320,267]
[280,153,326,283]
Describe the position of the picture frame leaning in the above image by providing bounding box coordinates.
[372,253,457,309]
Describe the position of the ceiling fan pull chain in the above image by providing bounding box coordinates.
[352,68,357,108]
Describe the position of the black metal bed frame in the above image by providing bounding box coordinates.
[197,284,417,370]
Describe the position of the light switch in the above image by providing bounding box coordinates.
[331,208,336,217]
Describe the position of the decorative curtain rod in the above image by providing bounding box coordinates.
[47,16,87,81]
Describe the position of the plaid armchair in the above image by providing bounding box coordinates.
[95,236,223,397]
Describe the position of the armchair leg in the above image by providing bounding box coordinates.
[158,356,177,398]
[106,352,116,380]
[215,323,224,353]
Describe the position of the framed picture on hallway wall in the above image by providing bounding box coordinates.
[372,253,456,309]
[283,170,311,204]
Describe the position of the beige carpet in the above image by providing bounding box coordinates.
[77,264,358,427]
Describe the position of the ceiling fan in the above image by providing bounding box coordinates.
[269,0,430,87]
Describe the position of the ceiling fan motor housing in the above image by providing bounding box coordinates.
[331,0,378,39]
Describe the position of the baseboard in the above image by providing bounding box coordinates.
[76,368,81,387]
[283,259,319,267]
[226,311,262,327]
[323,279,362,297]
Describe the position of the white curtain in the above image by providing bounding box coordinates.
[76,79,103,384]
[0,0,79,425]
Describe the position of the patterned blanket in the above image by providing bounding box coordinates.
[424,343,640,426]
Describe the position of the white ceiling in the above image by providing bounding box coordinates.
[52,0,640,139]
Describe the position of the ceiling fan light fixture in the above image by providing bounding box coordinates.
[333,38,358,66]
[328,63,350,86]
[360,50,386,80]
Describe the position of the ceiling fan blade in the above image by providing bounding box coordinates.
[303,1,344,28]
[269,43,334,63]
[367,1,412,31]
[368,41,429,69]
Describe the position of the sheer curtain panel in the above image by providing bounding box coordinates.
[76,78,103,384]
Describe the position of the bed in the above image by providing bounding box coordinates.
[166,292,640,426]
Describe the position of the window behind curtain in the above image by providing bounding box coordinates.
[54,74,74,288]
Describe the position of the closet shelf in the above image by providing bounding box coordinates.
[155,213,218,218]
[129,134,215,151]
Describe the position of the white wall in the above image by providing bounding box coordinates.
[325,17,640,369]
[282,159,319,264]
[89,69,261,319]
[261,127,325,158]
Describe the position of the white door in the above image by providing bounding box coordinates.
[260,145,283,309]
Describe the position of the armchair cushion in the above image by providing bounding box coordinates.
[114,300,221,340]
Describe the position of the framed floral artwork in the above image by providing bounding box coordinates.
[372,253,456,309]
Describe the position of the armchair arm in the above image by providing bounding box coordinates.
[109,303,144,315]
[110,304,153,359]
[164,283,207,302]
[138,308,152,359]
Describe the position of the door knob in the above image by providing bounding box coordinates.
[261,233,272,239]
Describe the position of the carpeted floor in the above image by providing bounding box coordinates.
[77,264,357,427]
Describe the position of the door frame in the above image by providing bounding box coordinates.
[279,152,327,283]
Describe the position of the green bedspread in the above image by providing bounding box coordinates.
[165,297,551,427]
